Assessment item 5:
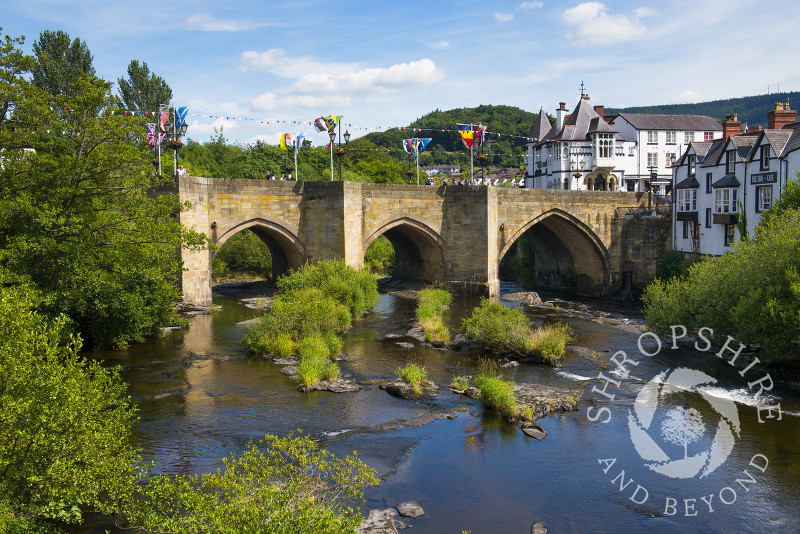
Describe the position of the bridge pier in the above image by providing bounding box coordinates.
[177,177,657,306]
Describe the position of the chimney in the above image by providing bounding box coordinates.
[557,102,568,130]
[768,102,797,129]
[594,105,605,121]
[722,113,741,141]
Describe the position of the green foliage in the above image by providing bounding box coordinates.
[0,34,207,349]
[364,235,395,274]
[297,357,328,388]
[277,260,378,318]
[270,333,296,359]
[31,29,94,99]
[643,208,800,364]
[416,287,452,344]
[322,331,344,359]
[473,364,518,418]
[242,288,351,355]
[124,432,379,534]
[461,300,571,362]
[501,238,536,280]
[657,249,699,281]
[0,285,140,531]
[117,60,172,114]
[299,335,330,362]
[396,363,427,393]
[212,230,273,281]
[450,376,469,391]
[760,175,800,226]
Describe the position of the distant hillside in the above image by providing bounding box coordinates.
[605,91,800,128]
[364,104,547,167]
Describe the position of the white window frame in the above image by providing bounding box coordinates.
[760,146,770,170]
[647,152,658,168]
[647,130,658,144]
[757,185,772,212]
[666,131,676,144]
[714,187,738,214]
[676,189,697,212]
[685,131,694,143]
[688,154,696,176]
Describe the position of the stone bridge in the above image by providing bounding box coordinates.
[178,177,666,306]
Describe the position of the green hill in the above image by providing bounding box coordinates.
[605,91,800,128]
[363,104,547,168]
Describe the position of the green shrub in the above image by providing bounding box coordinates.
[643,208,800,364]
[473,373,518,418]
[416,287,452,344]
[364,235,395,275]
[270,333,296,359]
[276,260,378,317]
[322,362,341,381]
[124,433,379,534]
[299,335,329,362]
[461,300,571,361]
[396,363,427,393]
[322,331,344,360]
[212,230,273,281]
[450,376,469,391]
[297,358,327,388]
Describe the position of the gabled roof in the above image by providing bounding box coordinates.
[699,139,726,167]
[675,176,700,189]
[675,141,712,167]
[712,174,740,188]
[728,135,759,160]
[779,128,800,157]
[549,96,616,142]
[528,107,552,141]
[760,130,793,157]
[613,113,723,131]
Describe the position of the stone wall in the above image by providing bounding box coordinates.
[178,177,663,306]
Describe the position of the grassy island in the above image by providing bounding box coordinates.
[416,287,452,344]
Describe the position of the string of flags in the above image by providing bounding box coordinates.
[37,105,540,143]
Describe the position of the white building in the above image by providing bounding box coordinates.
[672,103,800,255]
[421,164,460,177]
[524,94,724,195]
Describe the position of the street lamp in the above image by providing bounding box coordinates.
[333,129,350,181]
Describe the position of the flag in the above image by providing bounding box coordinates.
[313,117,328,132]
[402,139,415,156]
[418,138,432,152]
[176,106,189,127]
[474,126,486,148]
[326,115,343,131]
[146,123,156,147]
[460,130,474,148]
[159,111,169,132]
[280,133,295,151]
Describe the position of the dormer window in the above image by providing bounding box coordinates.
[715,188,738,214]
[725,150,736,173]
[688,154,696,176]
[760,145,770,170]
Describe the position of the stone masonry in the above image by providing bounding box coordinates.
[178,177,659,306]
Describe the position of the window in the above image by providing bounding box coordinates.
[706,208,712,228]
[647,130,658,144]
[666,152,676,167]
[725,150,736,173]
[682,221,688,239]
[552,143,560,160]
[676,189,697,212]
[685,131,694,143]
[706,173,712,193]
[647,152,658,168]
[597,134,612,158]
[628,146,636,156]
[724,224,736,246]
[688,154,696,176]
[760,145,770,170]
[704,131,715,142]
[714,188,738,213]
[757,185,773,212]
[666,131,676,144]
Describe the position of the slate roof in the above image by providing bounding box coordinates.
[537,96,617,144]
[675,141,712,166]
[614,113,723,131]
[675,176,700,189]
[762,130,793,157]
[729,135,759,160]
[712,174,740,188]
[780,128,800,157]
[699,139,727,167]
[528,107,552,141]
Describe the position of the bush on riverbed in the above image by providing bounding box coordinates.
[473,360,518,418]
[396,362,427,393]
[416,287,452,344]
[461,299,572,363]
[276,259,378,317]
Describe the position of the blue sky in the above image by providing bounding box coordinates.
[4,0,800,146]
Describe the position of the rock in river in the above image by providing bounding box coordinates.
[296,379,360,393]
[357,508,409,533]
[396,501,425,519]
[381,379,439,398]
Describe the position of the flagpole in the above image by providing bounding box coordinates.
[294,140,299,181]
[416,138,420,186]
[330,136,334,181]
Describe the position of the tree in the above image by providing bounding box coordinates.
[0,28,35,127]
[0,283,140,531]
[661,407,705,459]
[117,60,172,114]
[123,433,378,534]
[31,29,94,98]
[0,35,206,349]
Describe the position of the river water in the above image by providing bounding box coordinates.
[89,281,800,533]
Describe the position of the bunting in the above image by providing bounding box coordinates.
[146,123,156,147]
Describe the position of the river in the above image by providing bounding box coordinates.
[87,280,800,533]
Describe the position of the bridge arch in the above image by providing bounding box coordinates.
[364,217,446,282]
[500,209,610,295]
[215,218,306,278]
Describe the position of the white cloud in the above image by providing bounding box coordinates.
[288,58,445,95]
[634,7,656,18]
[429,40,450,49]
[184,12,269,32]
[562,2,649,45]
[494,12,515,22]
[250,92,352,111]
[520,1,544,9]
[238,49,358,78]
[674,90,704,103]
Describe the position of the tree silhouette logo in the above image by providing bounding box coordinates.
[628,367,741,479]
